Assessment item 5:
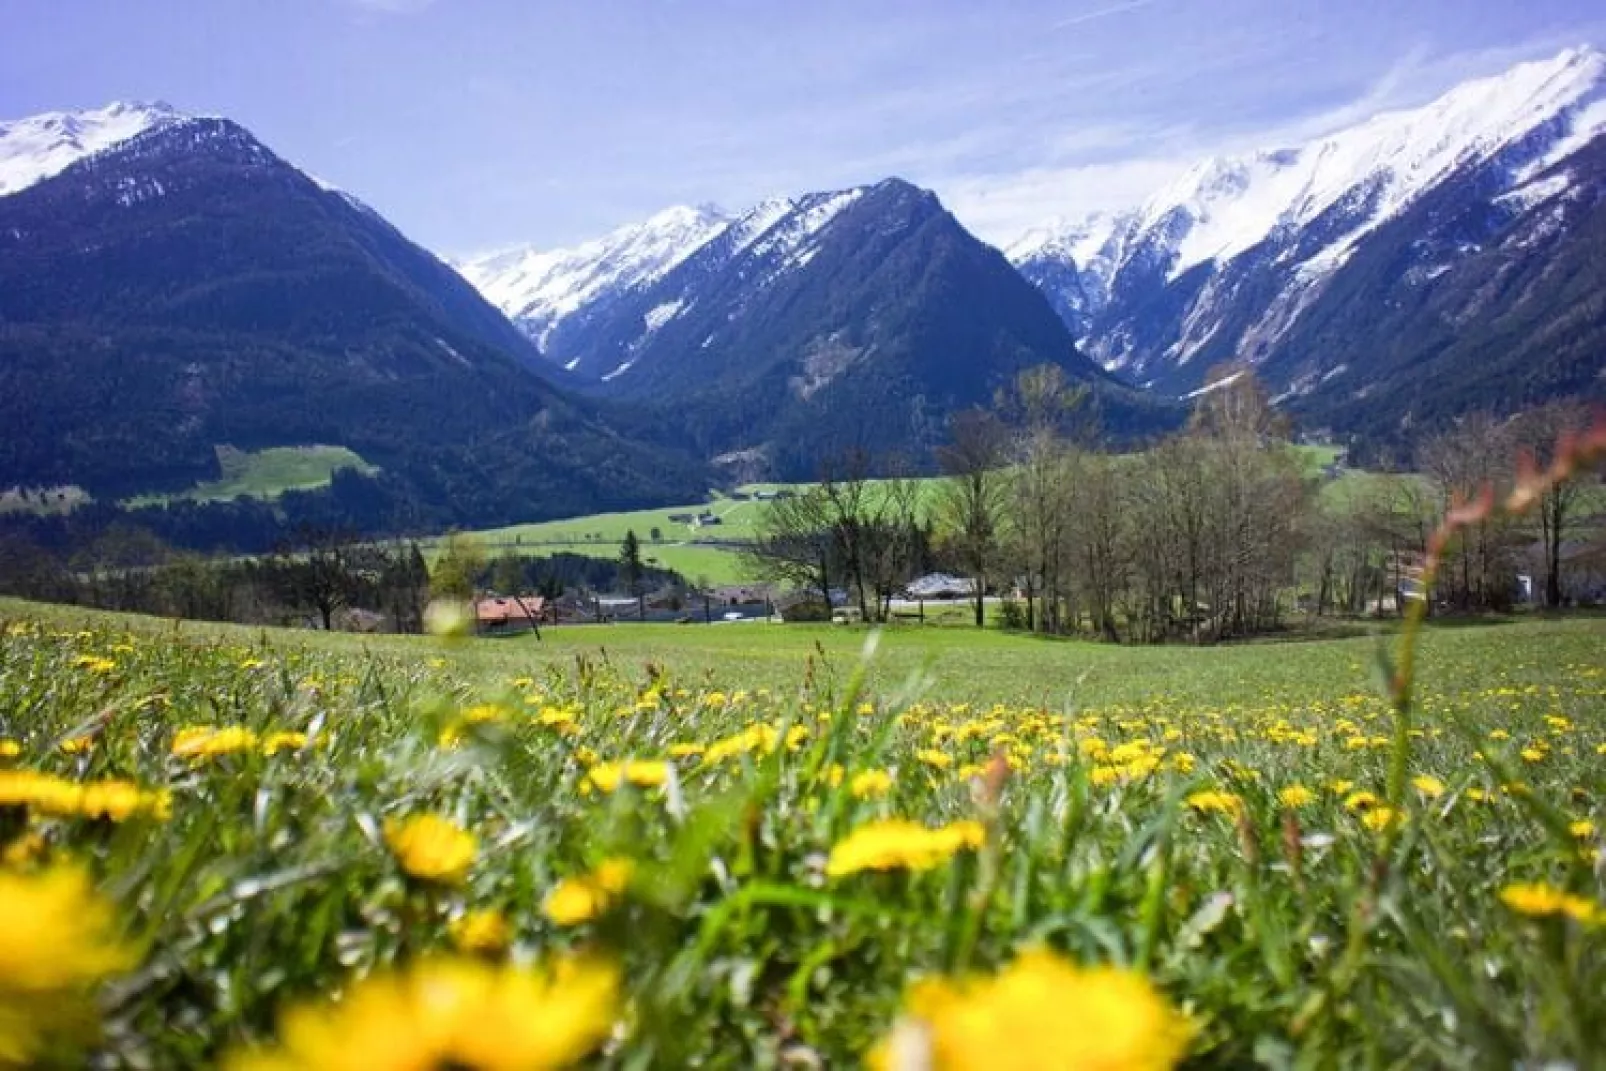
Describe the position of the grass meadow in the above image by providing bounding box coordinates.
[0,599,1602,1068]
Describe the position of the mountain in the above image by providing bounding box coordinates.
[1008,46,1606,447]
[453,204,732,356]
[465,179,1166,476]
[0,103,708,538]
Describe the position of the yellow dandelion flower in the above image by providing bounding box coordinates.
[667,743,705,759]
[1328,779,1354,796]
[868,949,1190,1071]
[450,909,512,956]
[850,770,895,799]
[0,740,19,759]
[58,737,93,755]
[1500,882,1601,925]
[72,655,116,674]
[581,759,670,795]
[383,815,477,886]
[261,732,308,757]
[1411,775,1445,799]
[1520,747,1546,763]
[1277,785,1316,808]
[1343,790,1380,812]
[225,954,619,1071]
[1185,791,1242,816]
[1360,806,1403,833]
[1570,819,1596,839]
[915,749,953,770]
[542,859,633,926]
[825,819,984,878]
[172,726,260,760]
[0,866,134,1063]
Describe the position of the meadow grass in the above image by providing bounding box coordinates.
[124,445,377,507]
[0,599,1602,1067]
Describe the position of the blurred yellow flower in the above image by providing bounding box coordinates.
[543,858,633,926]
[384,815,477,886]
[0,740,19,759]
[582,759,670,795]
[172,726,260,760]
[916,749,954,770]
[850,770,895,799]
[0,770,167,822]
[261,732,308,757]
[825,819,984,878]
[1411,775,1445,799]
[1500,882,1601,925]
[450,909,512,956]
[867,949,1189,1071]
[1185,791,1242,816]
[1570,819,1596,839]
[0,866,133,1064]
[1360,806,1403,833]
[225,954,619,1071]
[1277,785,1316,808]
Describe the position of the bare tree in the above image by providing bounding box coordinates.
[936,409,1010,627]
[1511,399,1597,607]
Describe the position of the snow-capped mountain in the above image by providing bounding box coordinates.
[1008,45,1606,411]
[494,177,1155,475]
[0,100,186,197]
[0,101,709,524]
[453,204,732,350]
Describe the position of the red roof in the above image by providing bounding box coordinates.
[474,595,544,623]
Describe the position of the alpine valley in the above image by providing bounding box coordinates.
[2,45,1604,549]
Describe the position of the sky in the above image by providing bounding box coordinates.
[2,0,1604,255]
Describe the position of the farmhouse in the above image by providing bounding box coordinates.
[473,593,544,635]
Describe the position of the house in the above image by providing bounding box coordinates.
[474,593,545,635]
[695,512,723,526]
[667,512,695,523]
[905,573,978,600]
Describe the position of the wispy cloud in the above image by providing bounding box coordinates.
[1051,0,1158,31]
[338,0,438,14]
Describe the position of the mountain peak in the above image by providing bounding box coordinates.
[0,100,191,197]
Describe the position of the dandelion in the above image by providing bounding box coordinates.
[867,949,1190,1071]
[172,726,260,760]
[383,815,477,886]
[543,859,633,926]
[0,866,133,1063]
[261,731,308,757]
[1411,775,1445,799]
[1570,819,1596,839]
[1500,882,1601,925]
[1278,784,1316,808]
[450,909,512,956]
[916,749,954,770]
[0,740,19,759]
[825,819,984,878]
[58,737,93,755]
[1360,806,1403,833]
[225,954,620,1071]
[1520,747,1547,763]
[581,759,670,795]
[1343,791,1380,812]
[72,655,116,674]
[1185,791,1242,816]
[850,769,895,799]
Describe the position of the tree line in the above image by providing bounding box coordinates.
[746,364,1603,642]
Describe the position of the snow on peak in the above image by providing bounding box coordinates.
[1010,45,1606,282]
[740,187,865,274]
[455,203,732,345]
[0,100,188,197]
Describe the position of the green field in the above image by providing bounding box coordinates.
[1,597,1603,1065]
[124,445,378,507]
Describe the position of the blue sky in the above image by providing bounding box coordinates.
[2,0,1603,253]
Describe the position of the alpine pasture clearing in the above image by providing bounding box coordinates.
[1,601,1603,1068]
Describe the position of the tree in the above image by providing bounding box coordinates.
[1511,399,1596,608]
[619,529,645,619]
[490,552,526,596]
[936,409,1010,627]
[744,486,836,612]
[430,532,484,603]
[273,527,361,631]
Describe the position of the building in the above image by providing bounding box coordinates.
[474,594,544,635]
